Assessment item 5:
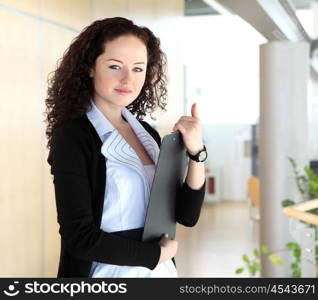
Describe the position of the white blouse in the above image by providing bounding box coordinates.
[86,101,178,278]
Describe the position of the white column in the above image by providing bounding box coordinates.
[259,42,310,277]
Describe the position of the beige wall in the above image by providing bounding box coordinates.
[0,0,184,277]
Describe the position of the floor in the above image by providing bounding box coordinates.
[174,200,260,277]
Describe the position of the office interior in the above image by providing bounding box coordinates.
[1,0,318,278]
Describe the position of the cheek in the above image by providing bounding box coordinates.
[95,72,115,90]
[135,74,146,90]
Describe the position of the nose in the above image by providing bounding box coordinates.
[120,67,133,84]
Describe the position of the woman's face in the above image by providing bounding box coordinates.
[90,34,148,108]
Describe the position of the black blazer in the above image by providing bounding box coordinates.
[47,114,206,277]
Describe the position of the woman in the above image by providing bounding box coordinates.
[45,17,207,278]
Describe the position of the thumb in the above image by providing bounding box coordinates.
[191,103,200,119]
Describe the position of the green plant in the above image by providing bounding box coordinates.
[304,165,318,200]
[287,157,308,202]
[286,242,301,278]
[285,157,318,202]
[281,157,318,277]
[235,245,282,277]
[237,157,318,277]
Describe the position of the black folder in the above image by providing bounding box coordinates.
[142,131,188,242]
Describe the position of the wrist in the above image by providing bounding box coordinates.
[187,145,208,163]
[158,246,165,264]
[187,144,204,156]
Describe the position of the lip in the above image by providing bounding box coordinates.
[115,88,133,94]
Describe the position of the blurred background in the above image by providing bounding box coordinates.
[1,0,318,277]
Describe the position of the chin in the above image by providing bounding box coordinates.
[114,100,135,108]
[114,96,136,105]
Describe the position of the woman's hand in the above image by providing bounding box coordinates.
[158,233,178,264]
[172,103,204,155]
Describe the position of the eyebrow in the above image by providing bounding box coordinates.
[106,59,145,65]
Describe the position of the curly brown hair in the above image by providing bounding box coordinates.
[44,17,168,150]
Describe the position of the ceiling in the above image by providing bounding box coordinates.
[184,0,313,16]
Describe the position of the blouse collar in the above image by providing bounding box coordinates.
[86,100,160,165]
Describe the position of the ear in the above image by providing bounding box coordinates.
[89,68,94,78]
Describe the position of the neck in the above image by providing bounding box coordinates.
[93,98,128,128]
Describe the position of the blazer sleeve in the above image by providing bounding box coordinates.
[175,179,206,227]
[48,124,161,270]
[139,120,206,227]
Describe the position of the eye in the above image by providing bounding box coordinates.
[109,65,120,70]
[133,67,143,72]
[109,65,144,72]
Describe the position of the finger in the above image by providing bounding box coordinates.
[191,103,200,120]
[174,123,186,135]
[172,123,182,132]
[173,118,196,131]
[180,116,197,122]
